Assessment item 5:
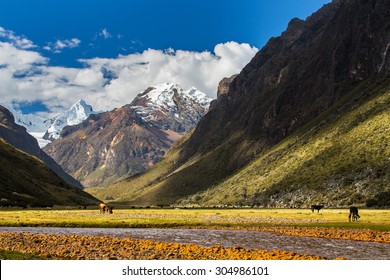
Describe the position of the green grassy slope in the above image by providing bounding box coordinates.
[181,80,390,207]
[91,79,390,208]
[0,138,100,207]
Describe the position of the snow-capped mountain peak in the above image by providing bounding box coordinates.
[131,82,212,132]
[43,99,96,141]
[132,83,211,112]
[65,99,94,125]
[44,99,97,141]
[145,83,180,108]
[1,99,97,147]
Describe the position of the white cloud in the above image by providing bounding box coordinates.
[100,28,112,39]
[1,29,258,116]
[0,41,99,115]
[0,27,36,49]
[80,42,258,110]
[0,42,47,71]
[44,38,81,53]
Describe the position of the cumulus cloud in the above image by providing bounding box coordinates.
[44,38,81,53]
[0,27,36,49]
[1,28,258,116]
[80,42,258,110]
[0,41,99,115]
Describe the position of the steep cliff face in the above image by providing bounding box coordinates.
[209,74,238,111]
[44,83,211,188]
[186,0,390,167]
[0,105,84,189]
[100,0,390,206]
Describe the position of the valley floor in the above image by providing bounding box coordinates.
[0,208,389,260]
[0,208,389,230]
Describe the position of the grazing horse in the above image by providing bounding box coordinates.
[99,203,114,214]
[349,206,360,222]
[99,203,106,213]
[311,205,324,213]
[105,205,114,214]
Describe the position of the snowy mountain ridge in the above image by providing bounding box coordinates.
[1,100,97,147]
[142,83,210,109]
[131,82,212,132]
[4,83,212,147]
[44,99,97,141]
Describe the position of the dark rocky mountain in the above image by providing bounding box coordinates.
[43,83,211,188]
[0,105,84,189]
[186,0,390,165]
[0,137,99,207]
[209,74,238,111]
[98,0,390,207]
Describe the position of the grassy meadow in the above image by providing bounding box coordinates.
[0,208,389,231]
[1,208,389,260]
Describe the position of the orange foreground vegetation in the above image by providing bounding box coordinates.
[1,226,388,260]
[0,232,326,260]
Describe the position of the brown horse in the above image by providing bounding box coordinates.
[349,206,360,222]
[99,203,114,214]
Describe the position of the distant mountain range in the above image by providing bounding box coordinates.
[43,83,211,189]
[7,99,97,147]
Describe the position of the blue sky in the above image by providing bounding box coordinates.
[0,0,331,115]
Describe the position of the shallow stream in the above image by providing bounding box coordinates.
[1,227,389,259]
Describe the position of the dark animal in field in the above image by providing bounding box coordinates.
[349,206,360,222]
[105,205,114,214]
[311,205,324,213]
[99,203,114,214]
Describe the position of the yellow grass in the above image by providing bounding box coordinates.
[0,208,389,231]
